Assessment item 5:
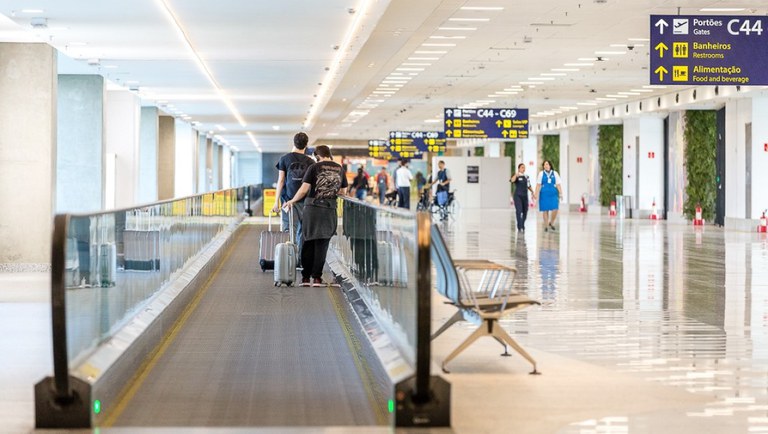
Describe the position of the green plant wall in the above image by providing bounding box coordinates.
[683,110,717,221]
[505,141,516,193]
[474,146,484,156]
[598,125,623,206]
[541,135,560,171]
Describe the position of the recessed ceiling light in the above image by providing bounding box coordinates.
[596,97,617,101]
[630,89,653,93]
[577,102,598,106]
[430,35,466,39]
[216,124,226,131]
[595,51,626,55]
[424,119,441,123]
[438,27,477,31]
[396,67,425,71]
[700,7,745,12]
[577,57,597,61]
[642,85,667,89]
[606,94,629,98]
[617,92,640,96]
[272,125,280,130]
[628,38,650,42]
[529,77,555,81]
[448,18,491,22]
[460,6,503,10]
[519,81,540,85]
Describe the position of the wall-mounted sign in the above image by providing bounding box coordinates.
[650,15,768,85]
[444,108,529,139]
[389,131,447,156]
[467,165,479,183]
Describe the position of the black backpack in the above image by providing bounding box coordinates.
[288,155,310,182]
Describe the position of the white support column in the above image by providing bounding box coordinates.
[561,127,591,207]
[750,97,768,219]
[484,141,501,157]
[138,106,159,204]
[623,116,664,218]
[57,75,105,213]
[0,43,56,269]
[105,90,141,208]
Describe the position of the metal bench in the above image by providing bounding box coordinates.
[430,224,540,374]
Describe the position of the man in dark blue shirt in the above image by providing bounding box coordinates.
[272,132,316,250]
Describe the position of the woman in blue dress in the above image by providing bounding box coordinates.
[534,160,563,232]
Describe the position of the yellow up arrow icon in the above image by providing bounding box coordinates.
[654,66,669,81]
[654,42,668,58]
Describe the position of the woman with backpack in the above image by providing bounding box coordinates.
[284,145,348,287]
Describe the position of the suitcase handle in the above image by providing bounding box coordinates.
[288,205,295,245]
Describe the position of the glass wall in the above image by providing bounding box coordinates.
[61,187,254,366]
[332,198,419,365]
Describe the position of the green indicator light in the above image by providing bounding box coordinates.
[93,399,102,414]
[388,399,394,413]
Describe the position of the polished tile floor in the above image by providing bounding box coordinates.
[2,210,767,433]
[433,209,768,434]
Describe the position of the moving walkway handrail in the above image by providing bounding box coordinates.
[48,185,259,403]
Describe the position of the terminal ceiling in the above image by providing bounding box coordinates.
[1,0,765,152]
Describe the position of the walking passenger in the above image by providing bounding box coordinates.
[394,159,413,209]
[534,160,563,232]
[510,163,536,232]
[353,167,369,201]
[376,166,390,204]
[271,132,315,251]
[284,145,348,287]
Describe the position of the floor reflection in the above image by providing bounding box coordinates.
[442,210,768,432]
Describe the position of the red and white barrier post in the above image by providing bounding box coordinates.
[580,194,587,213]
[759,210,767,233]
[650,199,659,220]
[609,201,616,217]
[693,204,704,226]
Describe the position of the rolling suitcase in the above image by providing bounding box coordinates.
[259,213,290,272]
[274,207,297,286]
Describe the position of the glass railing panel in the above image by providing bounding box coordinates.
[62,187,252,366]
[334,198,418,366]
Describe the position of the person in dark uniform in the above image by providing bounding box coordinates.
[284,145,348,287]
[510,163,536,232]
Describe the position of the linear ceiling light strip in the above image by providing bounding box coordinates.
[156,0,247,127]
[304,0,375,130]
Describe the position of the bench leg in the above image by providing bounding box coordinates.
[431,311,463,340]
[490,321,540,375]
[493,336,511,356]
[441,322,487,373]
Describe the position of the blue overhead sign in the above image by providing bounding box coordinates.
[443,108,528,139]
[388,131,446,156]
[650,15,768,86]
[368,140,399,160]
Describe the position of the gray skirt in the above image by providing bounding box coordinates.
[302,201,338,241]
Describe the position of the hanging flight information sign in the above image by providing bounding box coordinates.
[443,108,529,139]
[368,140,399,160]
[650,15,768,85]
[388,131,447,156]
